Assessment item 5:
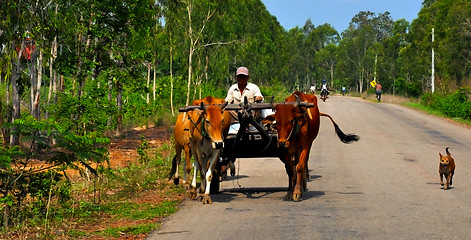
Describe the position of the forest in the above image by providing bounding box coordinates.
[0,0,470,235]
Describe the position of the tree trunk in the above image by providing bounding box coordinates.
[107,74,113,127]
[46,4,59,119]
[185,1,193,106]
[153,61,157,102]
[32,49,43,120]
[30,46,37,117]
[116,82,123,136]
[184,0,212,105]
[186,49,193,106]
[197,56,202,99]
[146,63,151,104]
[47,35,58,118]
[359,67,364,93]
[329,61,335,89]
[170,35,175,116]
[10,41,24,146]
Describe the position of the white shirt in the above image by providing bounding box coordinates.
[225,83,264,104]
[321,83,328,90]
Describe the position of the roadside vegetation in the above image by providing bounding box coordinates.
[0,0,470,239]
[1,129,185,239]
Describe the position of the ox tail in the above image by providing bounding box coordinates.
[168,155,178,181]
[320,113,359,143]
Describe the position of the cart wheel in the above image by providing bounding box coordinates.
[210,171,220,194]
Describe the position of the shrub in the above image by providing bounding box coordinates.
[0,116,110,229]
[420,87,471,119]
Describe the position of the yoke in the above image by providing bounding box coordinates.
[178,97,315,160]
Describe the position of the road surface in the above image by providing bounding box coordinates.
[148,96,471,240]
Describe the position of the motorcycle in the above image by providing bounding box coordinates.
[320,89,329,102]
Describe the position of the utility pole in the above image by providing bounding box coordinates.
[431,28,435,93]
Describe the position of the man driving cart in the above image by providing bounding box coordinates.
[225,66,264,123]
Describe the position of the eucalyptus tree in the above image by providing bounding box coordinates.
[381,19,410,95]
[221,0,287,87]
[161,0,186,115]
[438,0,471,86]
[339,11,393,93]
[0,0,32,146]
[285,27,307,90]
[338,26,376,93]
[162,0,288,105]
[307,23,339,88]
[315,43,338,90]
[174,0,215,106]
[27,0,61,121]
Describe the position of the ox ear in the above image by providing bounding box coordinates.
[261,114,275,126]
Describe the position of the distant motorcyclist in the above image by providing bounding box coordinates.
[309,85,316,93]
[320,79,329,102]
[321,79,329,95]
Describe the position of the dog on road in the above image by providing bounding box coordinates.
[439,147,455,190]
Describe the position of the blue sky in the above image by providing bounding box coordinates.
[261,0,423,33]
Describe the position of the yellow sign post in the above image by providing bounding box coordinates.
[370,80,377,88]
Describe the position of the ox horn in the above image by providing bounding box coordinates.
[270,96,276,109]
[293,94,301,108]
[221,101,229,109]
[200,101,205,111]
[179,105,201,112]
[299,102,315,108]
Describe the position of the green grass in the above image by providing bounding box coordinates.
[68,229,89,238]
[103,223,158,237]
[104,201,179,220]
[403,101,471,127]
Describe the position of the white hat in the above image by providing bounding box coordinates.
[236,67,249,76]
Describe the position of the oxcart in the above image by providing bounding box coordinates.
[179,97,315,194]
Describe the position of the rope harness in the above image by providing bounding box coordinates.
[186,110,218,143]
[286,111,309,142]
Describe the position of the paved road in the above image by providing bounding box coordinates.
[148,96,471,240]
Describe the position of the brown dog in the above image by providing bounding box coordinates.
[439,147,455,190]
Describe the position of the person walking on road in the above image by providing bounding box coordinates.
[375,82,382,102]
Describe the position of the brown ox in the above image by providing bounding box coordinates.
[272,91,359,201]
[168,112,192,185]
[185,96,231,204]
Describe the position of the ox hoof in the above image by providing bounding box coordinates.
[202,195,213,204]
[292,188,303,201]
[186,188,197,200]
[173,177,180,185]
[285,193,293,201]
